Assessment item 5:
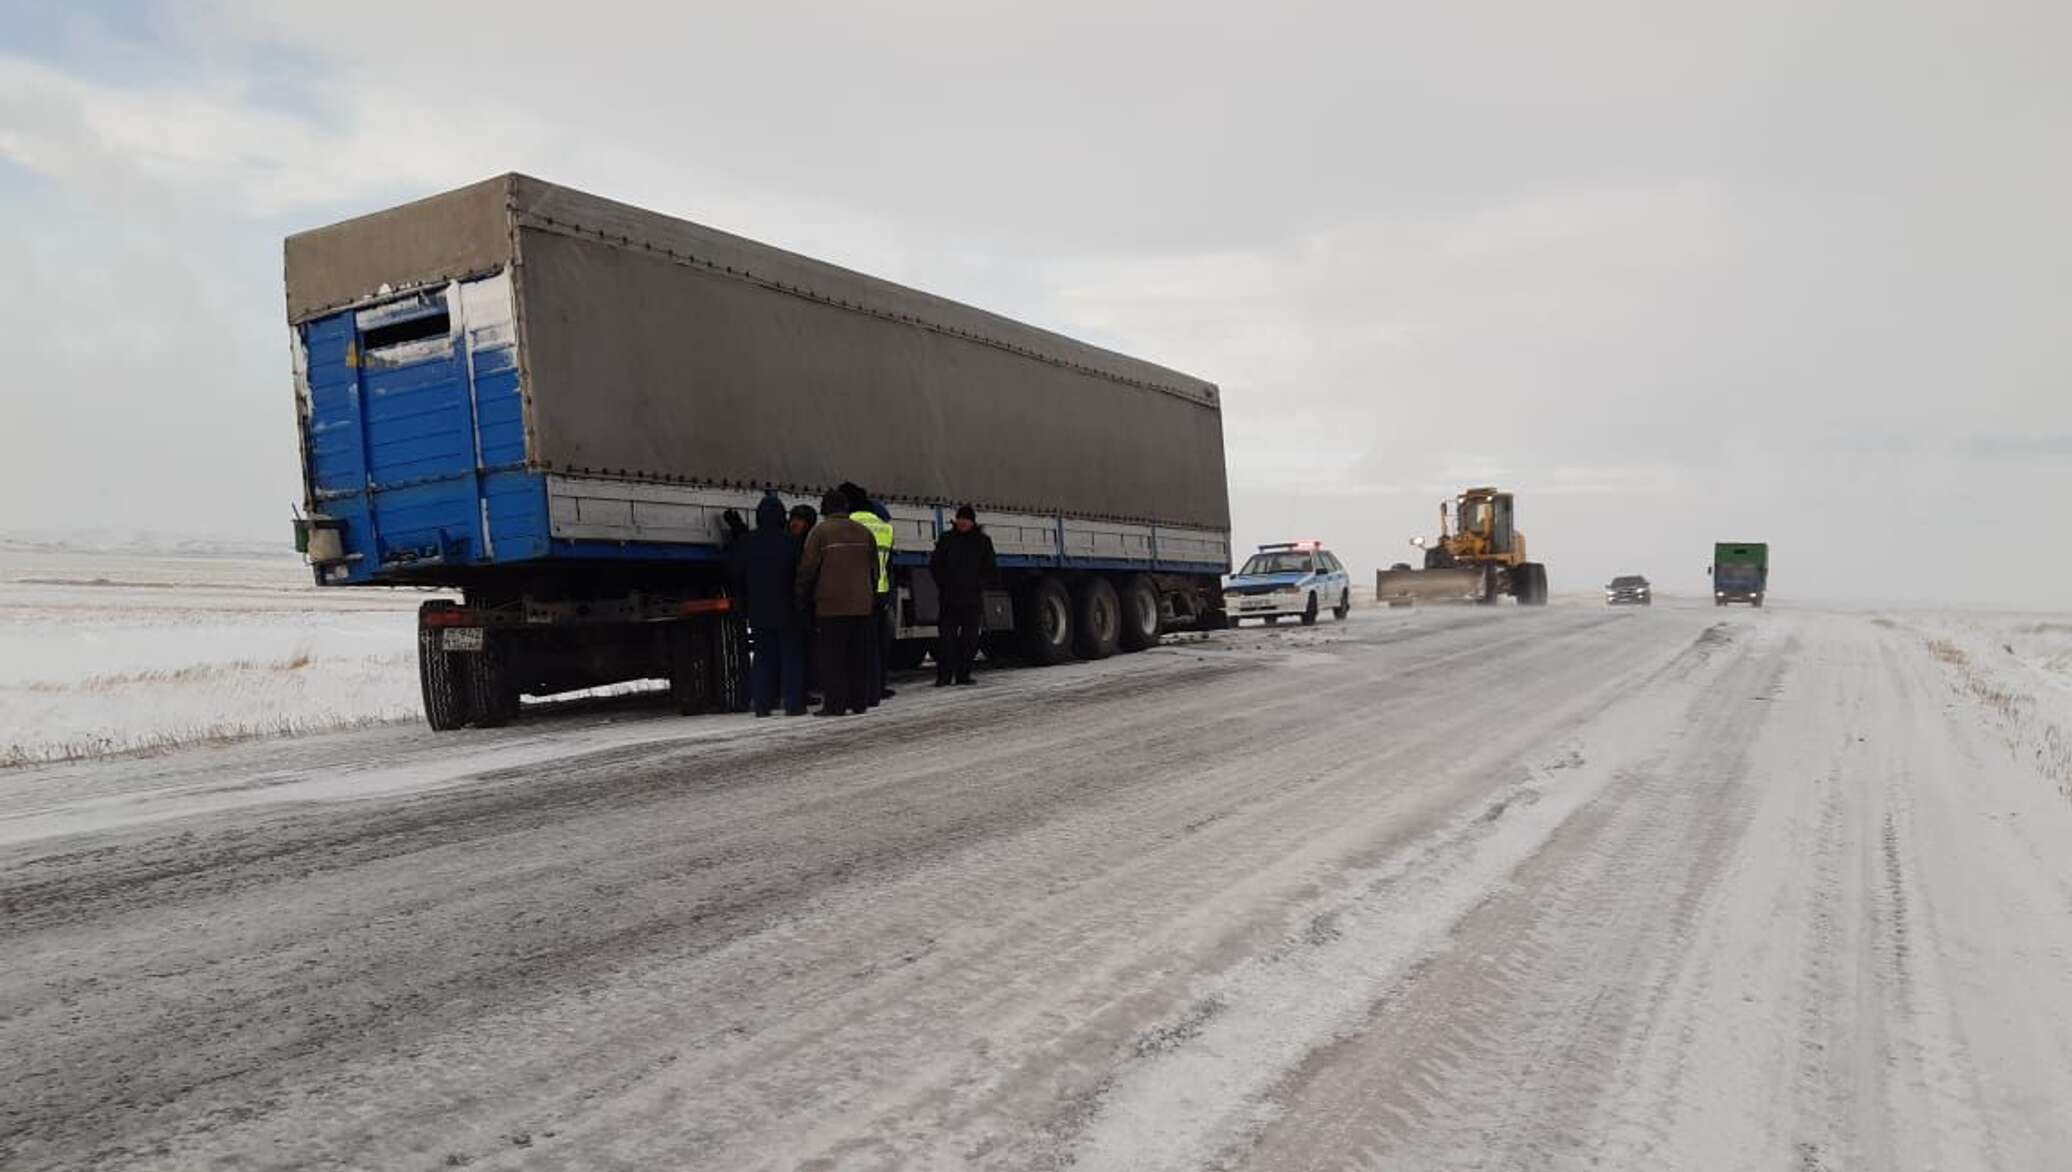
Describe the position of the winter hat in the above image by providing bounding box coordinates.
[955,505,977,521]
[820,490,850,517]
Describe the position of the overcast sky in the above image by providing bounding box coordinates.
[2,1,2066,607]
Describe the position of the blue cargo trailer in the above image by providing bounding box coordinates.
[287,175,1232,727]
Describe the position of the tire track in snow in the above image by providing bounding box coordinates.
[1057,621,1783,1171]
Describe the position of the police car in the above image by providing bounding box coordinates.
[1224,541,1353,626]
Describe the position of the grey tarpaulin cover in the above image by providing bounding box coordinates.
[285,174,1230,529]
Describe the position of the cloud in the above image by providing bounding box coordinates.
[0,1,2066,608]
[1055,181,1727,501]
[1964,432,2072,461]
[0,50,519,216]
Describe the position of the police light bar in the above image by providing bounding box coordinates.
[1257,540,1325,552]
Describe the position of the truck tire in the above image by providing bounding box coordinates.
[1300,592,1319,626]
[1333,590,1351,621]
[465,630,520,727]
[417,617,472,732]
[1517,563,1549,606]
[1118,573,1161,652]
[669,621,715,715]
[1073,577,1122,660]
[1022,576,1075,666]
[719,616,751,713]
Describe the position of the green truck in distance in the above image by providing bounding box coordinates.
[1710,542,1768,607]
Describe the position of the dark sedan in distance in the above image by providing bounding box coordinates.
[1605,575,1652,606]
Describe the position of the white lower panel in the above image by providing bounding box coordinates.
[543,475,1228,568]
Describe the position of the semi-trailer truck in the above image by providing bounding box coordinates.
[285,175,1233,729]
[1709,542,1768,606]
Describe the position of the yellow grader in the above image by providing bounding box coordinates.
[1375,486,1549,607]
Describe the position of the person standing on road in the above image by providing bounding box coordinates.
[796,491,879,716]
[841,482,897,706]
[787,503,817,538]
[929,504,997,687]
[727,492,809,717]
[787,503,822,704]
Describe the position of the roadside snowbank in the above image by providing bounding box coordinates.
[1897,609,2072,798]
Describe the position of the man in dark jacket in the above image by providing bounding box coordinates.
[787,503,820,701]
[727,492,808,717]
[787,504,817,538]
[796,491,880,716]
[929,505,997,686]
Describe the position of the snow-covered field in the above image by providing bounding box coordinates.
[0,541,422,765]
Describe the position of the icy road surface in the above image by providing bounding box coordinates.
[5,603,2072,1171]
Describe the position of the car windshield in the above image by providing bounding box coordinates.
[1239,552,1314,576]
[1611,576,1648,587]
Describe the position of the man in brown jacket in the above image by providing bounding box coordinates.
[795,490,881,716]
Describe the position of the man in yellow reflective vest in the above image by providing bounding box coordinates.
[841,483,896,705]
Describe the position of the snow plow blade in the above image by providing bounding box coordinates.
[1374,566,1487,607]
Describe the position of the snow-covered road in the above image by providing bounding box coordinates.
[5,602,2070,1170]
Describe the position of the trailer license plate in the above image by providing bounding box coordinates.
[443,627,484,652]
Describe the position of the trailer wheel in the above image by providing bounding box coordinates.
[465,630,520,727]
[1118,574,1161,652]
[1073,577,1121,660]
[1022,576,1075,666]
[669,621,715,715]
[718,616,751,713]
[1334,590,1351,621]
[417,615,471,732]
[1300,592,1320,626]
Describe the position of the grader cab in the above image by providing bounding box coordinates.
[1375,487,1549,607]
